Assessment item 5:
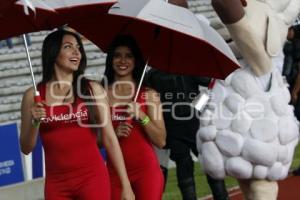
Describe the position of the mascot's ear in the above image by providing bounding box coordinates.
[266,15,282,56]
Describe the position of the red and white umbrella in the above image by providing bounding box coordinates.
[0,0,60,101]
[0,0,60,41]
[0,0,117,40]
[0,0,116,101]
[43,0,116,22]
[70,0,239,101]
[70,0,239,80]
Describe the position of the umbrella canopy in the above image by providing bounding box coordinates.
[0,0,119,51]
[70,0,240,79]
[43,0,116,22]
[0,0,116,99]
[0,0,60,40]
[0,0,117,40]
[0,0,17,14]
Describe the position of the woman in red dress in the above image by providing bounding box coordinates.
[20,30,134,200]
[103,35,166,200]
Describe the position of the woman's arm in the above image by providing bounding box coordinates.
[20,88,46,155]
[128,88,166,148]
[89,82,134,200]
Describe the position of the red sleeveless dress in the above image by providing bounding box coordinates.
[107,88,163,200]
[38,83,110,200]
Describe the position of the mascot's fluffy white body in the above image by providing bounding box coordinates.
[197,0,300,181]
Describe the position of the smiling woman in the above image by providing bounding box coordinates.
[54,34,82,73]
[102,35,167,200]
[112,46,135,77]
[19,30,135,200]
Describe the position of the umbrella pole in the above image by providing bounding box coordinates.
[133,61,149,102]
[134,0,168,101]
[22,34,41,102]
[133,1,168,102]
[133,27,161,102]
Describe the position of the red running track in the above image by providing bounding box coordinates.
[202,175,300,200]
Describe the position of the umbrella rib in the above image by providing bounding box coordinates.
[167,30,173,73]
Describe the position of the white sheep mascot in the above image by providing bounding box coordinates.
[196,0,300,199]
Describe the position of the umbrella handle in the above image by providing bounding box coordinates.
[34,91,42,103]
[125,118,133,125]
[34,91,45,121]
[125,104,133,125]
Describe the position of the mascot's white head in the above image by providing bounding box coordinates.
[215,0,300,57]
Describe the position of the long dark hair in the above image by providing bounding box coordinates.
[41,30,96,126]
[103,35,145,86]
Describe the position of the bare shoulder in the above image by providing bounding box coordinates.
[89,81,105,94]
[22,87,35,102]
[88,81,108,100]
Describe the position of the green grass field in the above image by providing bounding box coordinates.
[163,144,300,200]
